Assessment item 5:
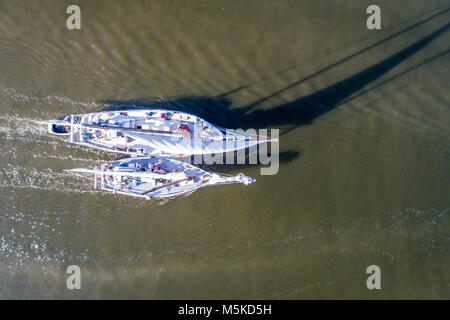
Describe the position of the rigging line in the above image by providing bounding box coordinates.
[67,171,97,183]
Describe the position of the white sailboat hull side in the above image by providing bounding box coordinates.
[68,157,255,199]
[45,109,274,157]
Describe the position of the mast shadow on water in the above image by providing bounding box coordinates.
[101,19,449,169]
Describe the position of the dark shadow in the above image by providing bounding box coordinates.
[102,23,449,132]
[237,23,449,129]
[98,22,448,170]
[277,47,450,138]
[337,48,450,106]
[215,7,450,100]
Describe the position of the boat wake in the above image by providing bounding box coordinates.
[0,164,100,195]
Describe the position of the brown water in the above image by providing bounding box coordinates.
[0,0,449,299]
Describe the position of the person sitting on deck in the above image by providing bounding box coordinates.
[152,162,167,174]
[202,126,210,135]
[159,163,168,173]
[178,124,189,132]
[178,123,191,137]
[161,112,172,120]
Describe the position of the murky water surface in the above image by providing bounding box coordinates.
[0,0,448,298]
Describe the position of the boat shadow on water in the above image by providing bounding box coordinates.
[100,19,449,170]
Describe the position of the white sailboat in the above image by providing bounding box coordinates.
[45,109,275,157]
[68,157,255,199]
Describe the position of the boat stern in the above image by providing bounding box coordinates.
[47,119,72,135]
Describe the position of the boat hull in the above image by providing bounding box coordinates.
[69,157,255,199]
[46,109,272,157]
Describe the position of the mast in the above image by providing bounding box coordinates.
[77,123,252,141]
[82,123,187,138]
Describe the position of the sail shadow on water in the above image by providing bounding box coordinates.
[101,23,449,133]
